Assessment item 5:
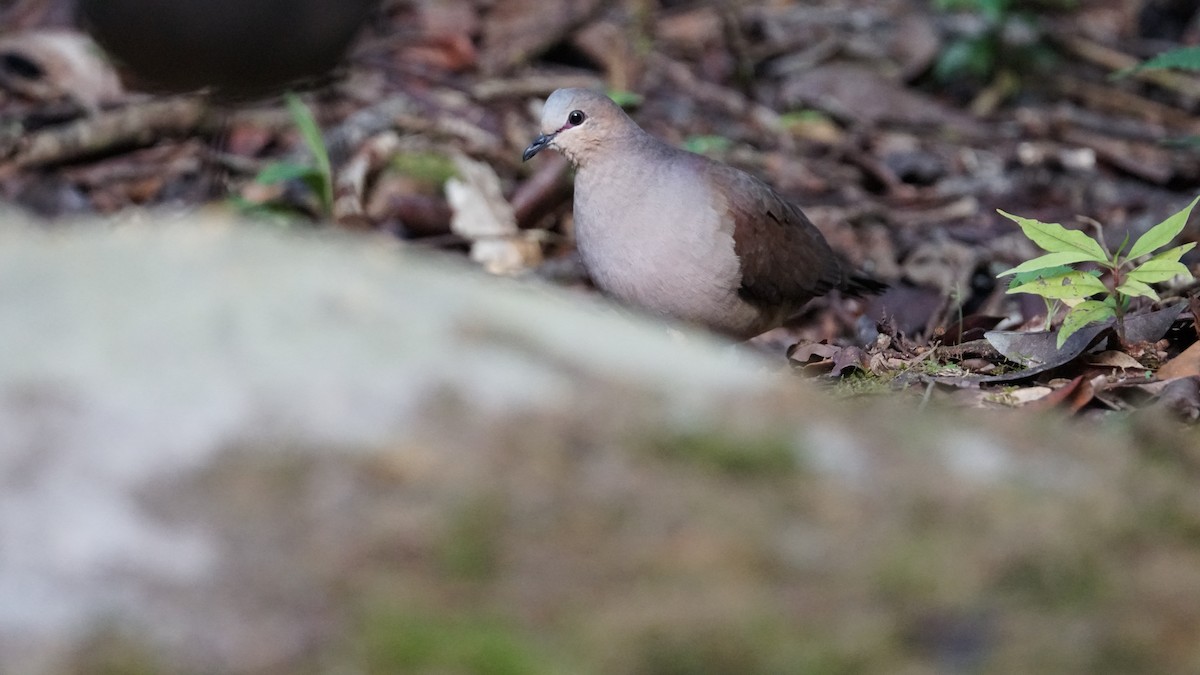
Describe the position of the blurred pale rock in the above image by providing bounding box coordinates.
[0,215,1198,673]
[0,215,773,672]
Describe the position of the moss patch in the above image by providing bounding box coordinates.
[648,431,796,476]
[353,608,560,675]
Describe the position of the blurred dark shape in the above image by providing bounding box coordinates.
[1138,0,1200,42]
[75,0,380,96]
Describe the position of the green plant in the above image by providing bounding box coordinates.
[354,608,555,675]
[239,93,334,219]
[935,0,1010,81]
[648,430,796,476]
[1119,45,1200,77]
[1116,46,1200,146]
[932,0,1065,83]
[997,197,1199,348]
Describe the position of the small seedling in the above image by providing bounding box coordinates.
[997,197,1198,348]
[240,93,334,219]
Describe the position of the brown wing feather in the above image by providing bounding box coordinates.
[712,164,847,314]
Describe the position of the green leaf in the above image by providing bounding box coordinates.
[1005,264,1075,290]
[998,252,1105,277]
[998,210,1109,262]
[1127,243,1195,284]
[1120,46,1200,77]
[1057,300,1115,349]
[1007,269,1108,299]
[1113,231,1131,259]
[1116,278,1160,301]
[285,92,334,214]
[1153,242,1195,263]
[228,195,307,224]
[298,174,331,205]
[606,90,644,108]
[255,161,320,185]
[1127,197,1200,260]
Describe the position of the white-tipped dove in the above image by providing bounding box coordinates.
[523,88,885,340]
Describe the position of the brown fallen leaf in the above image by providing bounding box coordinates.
[787,341,872,377]
[788,342,839,375]
[1072,375,1107,413]
[1157,340,1200,381]
[829,345,868,377]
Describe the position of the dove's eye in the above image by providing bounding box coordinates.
[567,110,586,126]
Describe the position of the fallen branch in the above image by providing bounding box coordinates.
[320,92,505,168]
[10,96,215,167]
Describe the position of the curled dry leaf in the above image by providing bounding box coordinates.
[445,153,542,275]
[788,341,840,364]
[788,342,868,377]
[0,30,122,107]
[1088,350,1147,370]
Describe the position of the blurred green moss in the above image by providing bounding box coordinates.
[354,609,560,675]
[648,431,796,476]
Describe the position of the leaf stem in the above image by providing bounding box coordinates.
[1079,216,1108,257]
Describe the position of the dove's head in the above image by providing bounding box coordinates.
[522,88,640,167]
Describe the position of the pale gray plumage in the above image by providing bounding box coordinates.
[523,88,884,339]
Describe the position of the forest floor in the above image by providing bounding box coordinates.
[2,0,1200,423]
